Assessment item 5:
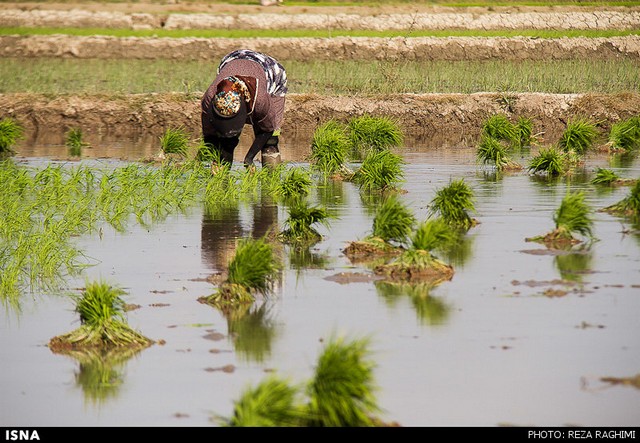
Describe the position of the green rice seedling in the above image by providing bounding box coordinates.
[347,114,403,159]
[591,167,620,185]
[559,118,599,155]
[526,190,594,247]
[305,336,379,427]
[343,194,415,260]
[276,166,313,201]
[602,180,640,218]
[481,114,519,147]
[371,194,416,245]
[194,137,216,163]
[219,336,392,427]
[428,178,477,230]
[0,118,24,155]
[66,127,88,157]
[159,126,190,158]
[608,115,640,153]
[226,236,281,293]
[203,165,241,207]
[222,376,306,427]
[350,148,405,193]
[554,191,594,239]
[528,146,566,176]
[48,280,154,352]
[516,116,535,148]
[200,236,281,310]
[279,198,333,245]
[476,135,522,171]
[309,119,352,178]
[374,218,456,284]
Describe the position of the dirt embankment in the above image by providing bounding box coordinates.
[1,3,639,158]
[4,92,639,159]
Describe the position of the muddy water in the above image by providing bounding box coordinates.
[1,143,639,427]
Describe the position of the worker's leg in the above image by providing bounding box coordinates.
[261,131,282,168]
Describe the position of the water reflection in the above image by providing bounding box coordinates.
[226,301,280,364]
[200,193,279,274]
[59,347,142,406]
[289,245,331,271]
[375,281,452,326]
[609,151,639,169]
[553,246,594,283]
[438,231,475,268]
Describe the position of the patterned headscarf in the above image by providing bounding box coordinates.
[213,76,251,117]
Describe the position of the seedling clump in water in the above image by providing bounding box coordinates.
[49,280,154,353]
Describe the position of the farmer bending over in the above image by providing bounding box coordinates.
[201,49,288,168]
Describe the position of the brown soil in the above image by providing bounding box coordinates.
[1,2,639,159]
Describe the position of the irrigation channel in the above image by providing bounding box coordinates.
[1,139,639,427]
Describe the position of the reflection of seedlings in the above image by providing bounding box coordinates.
[526,190,594,248]
[375,281,451,326]
[347,114,403,160]
[309,119,352,179]
[343,194,415,260]
[438,230,474,267]
[199,237,281,310]
[228,302,279,364]
[49,280,154,353]
[278,198,332,245]
[315,177,345,214]
[601,180,640,218]
[220,336,387,427]
[428,178,477,230]
[70,347,142,405]
[374,217,455,284]
[554,247,593,282]
[289,246,330,270]
[66,127,89,157]
[0,117,24,155]
[607,115,640,153]
[350,148,405,193]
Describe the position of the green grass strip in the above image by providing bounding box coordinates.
[1,57,638,95]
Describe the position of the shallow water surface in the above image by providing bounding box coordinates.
[1,147,639,427]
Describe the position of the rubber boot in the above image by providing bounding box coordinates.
[261,136,282,168]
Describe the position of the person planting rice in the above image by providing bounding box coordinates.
[201,49,288,168]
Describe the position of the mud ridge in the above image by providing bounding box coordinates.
[3,92,639,160]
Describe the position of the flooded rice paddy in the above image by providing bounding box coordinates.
[1,142,639,427]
